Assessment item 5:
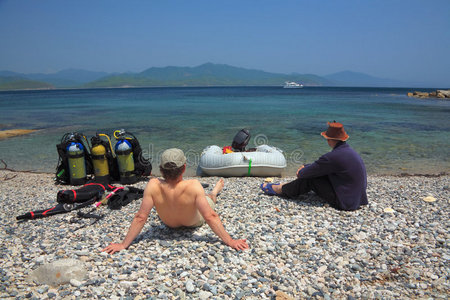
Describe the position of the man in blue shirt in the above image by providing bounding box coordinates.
[261,121,368,211]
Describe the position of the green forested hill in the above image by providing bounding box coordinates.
[0,64,413,90]
[84,63,332,88]
[0,76,54,90]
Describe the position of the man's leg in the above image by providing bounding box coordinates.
[281,176,339,208]
[280,177,312,198]
[207,178,224,204]
[191,179,224,228]
[307,176,339,208]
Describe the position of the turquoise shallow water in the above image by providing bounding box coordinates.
[0,86,449,176]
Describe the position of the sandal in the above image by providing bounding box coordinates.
[260,182,280,196]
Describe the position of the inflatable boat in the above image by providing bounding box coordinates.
[199,145,286,177]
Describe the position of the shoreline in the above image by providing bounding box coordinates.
[1,85,448,93]
[1,170,449,298]
[1,152,448,178]
[0,167,448,179]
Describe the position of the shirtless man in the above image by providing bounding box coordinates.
[102,148,249,254]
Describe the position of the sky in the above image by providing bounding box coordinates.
[0,0,449,86]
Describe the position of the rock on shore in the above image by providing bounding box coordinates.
[0,170,449,299]
[407,89,450,99]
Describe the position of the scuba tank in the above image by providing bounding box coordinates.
[114,129,137,184]
[91,135,110,183]
[90,133,119,183]
[55,132,93,185]
[67,141,87,185]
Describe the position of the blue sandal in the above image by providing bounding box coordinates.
[260,182,280,196]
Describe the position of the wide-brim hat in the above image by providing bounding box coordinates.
[321,121,349,141]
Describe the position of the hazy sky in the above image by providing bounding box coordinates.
[1,0,449,86]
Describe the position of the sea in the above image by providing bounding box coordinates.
[0,86,449,176]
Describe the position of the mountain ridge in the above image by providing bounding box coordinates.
[0,69,108,88]
[85,63,332,88]
[0,76,54,90]
[0,63,414,90]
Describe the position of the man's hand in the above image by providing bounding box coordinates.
[101,243,126,255]
[296,165,305,177]
[100,179,155,256]
[228,239,249,251]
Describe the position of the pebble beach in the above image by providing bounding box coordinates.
[0,170,449,299]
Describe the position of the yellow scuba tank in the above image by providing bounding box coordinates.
[91,133,115,183]
[91,143,109,181]
[114,130,136,184]
[67,141,87,185]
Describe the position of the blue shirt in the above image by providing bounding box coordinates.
[298,142,368,210]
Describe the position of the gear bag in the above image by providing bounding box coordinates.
[107,187,144,210]
[57,182,114,204]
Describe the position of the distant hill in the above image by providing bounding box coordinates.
[85,63,332,88]
[0,76,53,90]
[0,69,109,88]
[324,71,406,87]
[29,69,109,87]
[0,64,417,90]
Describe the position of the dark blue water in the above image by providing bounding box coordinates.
[1,87,449,175]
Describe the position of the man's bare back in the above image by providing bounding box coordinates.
[150,177,223,228]
[102,176,248,254]
[102,148,248,254]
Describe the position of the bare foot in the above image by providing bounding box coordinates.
[208,178,224,203]
[211,178,224,197]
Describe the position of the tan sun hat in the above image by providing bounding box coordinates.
[320,121,349,141]
[160,148,186,169]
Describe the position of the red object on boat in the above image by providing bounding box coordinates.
[222,146,233,154]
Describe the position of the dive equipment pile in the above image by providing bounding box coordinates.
[55,129,151,185]
[16,129,150,222]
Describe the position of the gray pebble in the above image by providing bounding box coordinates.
[1,172,448,299]
[185,280,195,293]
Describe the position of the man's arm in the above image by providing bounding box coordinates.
[101,179,155,254]
[194,182,249,251]
[297,155,337,179]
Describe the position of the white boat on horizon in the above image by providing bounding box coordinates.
[283,81,303,88]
